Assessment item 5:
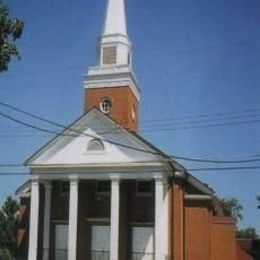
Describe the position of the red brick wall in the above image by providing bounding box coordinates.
[184,200,212,260]
[85,87,139,132]
[236,245,253,260]
[172,184,184,260]
[211,216,236,260]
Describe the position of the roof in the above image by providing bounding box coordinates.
[23,108,214,196]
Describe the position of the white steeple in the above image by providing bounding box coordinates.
[84,0,140,101]
[99,0,131,67]
[103,0,127,36]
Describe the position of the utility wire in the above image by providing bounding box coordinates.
[1,165,260,176]
[1,101,260,164]
[141,108,260,124]
[2,100,260,131]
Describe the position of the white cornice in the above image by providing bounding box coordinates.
[85,66,140,100]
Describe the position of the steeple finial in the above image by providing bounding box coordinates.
[103,0,127,36]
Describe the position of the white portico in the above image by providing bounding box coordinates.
[25,109,174,260]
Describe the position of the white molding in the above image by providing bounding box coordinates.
[28,180,40,260]
[85,76,140,101]
[184,194,212,200]
[29,171,165,182]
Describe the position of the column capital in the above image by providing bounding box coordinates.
[42,181,52,189]
[69,178,79,185]
[154,177,167,185]
[31,178,39,185]
[111,177,121,183]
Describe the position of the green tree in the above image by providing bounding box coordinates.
[237,227,259,240]
[0,1,24,72]
[0,196,20,258]
[217,197,244,221]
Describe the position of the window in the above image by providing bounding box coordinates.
[100,98,112,114]
[87,139,104,151]
[136,181,152,195]
[96,181,111,193]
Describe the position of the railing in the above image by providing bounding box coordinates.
[132,252,155,260]
[91,250,110,260]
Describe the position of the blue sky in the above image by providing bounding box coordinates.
[0,0,259,232]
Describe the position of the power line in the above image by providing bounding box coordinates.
[188,166,260,172]
[1,100,260,164]
[3,99,260,130]
[1,165,260,176]
[141,108,260,124]
[2,100,260,134]
[141,118,260,133]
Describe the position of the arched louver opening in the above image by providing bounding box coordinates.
[87,139,104,151]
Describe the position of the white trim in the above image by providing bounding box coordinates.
[110,178,120,260]
[43,183,52,260]
[68,179,78,260]
[29,161,165,168]
[28,180,40,260]
[184,194,212,200]
[29,171,165,182]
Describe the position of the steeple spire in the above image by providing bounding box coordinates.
[84,0,140,132]
[103,0,127,36]
[99,0,131,67]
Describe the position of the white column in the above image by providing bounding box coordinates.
[68,179,79,260]
[163,181,169,259]
[110,178,120,260]
[43,183,52,260]
[28,179,40,260]
[155,178,165,260]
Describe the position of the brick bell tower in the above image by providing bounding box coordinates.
[84,0,140,132]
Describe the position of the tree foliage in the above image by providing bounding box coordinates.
[237,227,259,240]
[0,1,24,72]
[0,196,19,258]
[216,197,244,221]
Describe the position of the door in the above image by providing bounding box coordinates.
[132,227,154,260]
[54,224,68,260]
[91,225,110,260]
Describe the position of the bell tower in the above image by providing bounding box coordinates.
[84,0,140,132]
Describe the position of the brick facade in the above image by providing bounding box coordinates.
[85,86,139,132]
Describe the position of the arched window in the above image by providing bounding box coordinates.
[87,139,104,151]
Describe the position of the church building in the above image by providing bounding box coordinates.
[16,0,238,259]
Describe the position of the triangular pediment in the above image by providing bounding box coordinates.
[26,109,166,167]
